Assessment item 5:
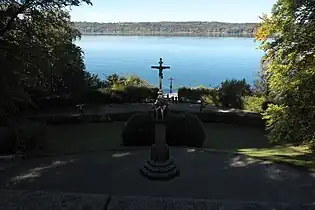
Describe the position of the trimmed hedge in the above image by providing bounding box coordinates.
[28,110,264,128]
[194,111,264,127]
[121,113,155,146]
[0,121,46,155]
[122,112,206,147]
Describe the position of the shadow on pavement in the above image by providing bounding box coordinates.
[0,148,314,204]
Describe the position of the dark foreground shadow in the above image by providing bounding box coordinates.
[0,148,314,204]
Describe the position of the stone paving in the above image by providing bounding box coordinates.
[0,149,315,209]
[1,190,315,210]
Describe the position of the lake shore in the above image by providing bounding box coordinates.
[80,32,254,38]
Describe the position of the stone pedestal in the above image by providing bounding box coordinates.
[140,123,179,181]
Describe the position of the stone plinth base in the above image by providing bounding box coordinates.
[140,157,180,181]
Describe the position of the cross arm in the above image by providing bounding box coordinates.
[151,66,170,69]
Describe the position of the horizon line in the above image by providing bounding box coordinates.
[72,20,259,24]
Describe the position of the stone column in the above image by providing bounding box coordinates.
[140,119,179,181]
[150,123,170,162]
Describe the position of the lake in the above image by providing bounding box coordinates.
[76,35,264,89]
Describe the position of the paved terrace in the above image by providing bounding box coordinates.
[0,148,314,209]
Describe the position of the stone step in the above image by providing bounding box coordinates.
[108,196,315,210]
[0,189,314,210]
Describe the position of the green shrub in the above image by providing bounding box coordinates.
[34,95,80,110]
[178,87,212,101]
[178,87,221,106]
[83,86,159,104]
[184,114,206,147]
[164,114,187,146]
[195,111,264,127]
[84,90,111,104]
[0,121,46,155]
[0,126,16,154]
[122,113,206,147]
[243,96,265,112]
[122,113,154,146]
[218,79,251,109]
[17,121,46,153]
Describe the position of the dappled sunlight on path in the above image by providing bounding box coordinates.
[0,148,314,204]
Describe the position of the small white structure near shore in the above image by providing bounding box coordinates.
[163,92,178,98]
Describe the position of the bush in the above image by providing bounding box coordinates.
[122,113,206,147]
[0,121,46,155]
[122,113,155,146]
[84,89,111,104]
[178,87,212,101]
[195,111,264,127]
[218,79,251,109]
[83,87,159,104]
[33,95,80,110]
[0,126,15,154]
[184,114,206,147]
[243,96,265,112]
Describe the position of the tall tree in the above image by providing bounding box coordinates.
[255,0,315,148]
[0,0,92,122]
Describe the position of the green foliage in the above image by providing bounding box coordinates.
[253,62,270,97]
[0,121,46,155]
[178,87,220,105]
[182,113,206,147]
[84,72,106,89]
[122,113,206,147]
[122,113,154,146]
[178,87,212,101]
[83,74,158,104]
[84,90,111,104]
[218,79,251,109]
[74,21,257,37]
[0,127,15,154]
[243,96,265,112]
[178,80,252,109]
[256,0,315,148]
[0,0,93,122]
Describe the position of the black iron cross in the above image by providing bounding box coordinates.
[151,58,170,90]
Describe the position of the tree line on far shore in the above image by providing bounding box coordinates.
[73,21,257,37]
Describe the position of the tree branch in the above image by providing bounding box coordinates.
[0,0,33,37]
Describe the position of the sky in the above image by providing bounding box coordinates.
[69,0,276,23]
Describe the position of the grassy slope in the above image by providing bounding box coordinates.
[43,122,314,171]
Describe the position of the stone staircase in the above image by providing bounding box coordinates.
[1,189,314,210]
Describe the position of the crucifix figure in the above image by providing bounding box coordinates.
[151,58,170,90]
[169,77,174,94]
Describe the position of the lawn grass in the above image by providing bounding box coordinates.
[238,146,315,172]
[203,123,314,171]
[42,121,314,171]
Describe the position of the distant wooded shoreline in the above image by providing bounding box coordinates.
[74,21,257,38]
[80,32,254,37]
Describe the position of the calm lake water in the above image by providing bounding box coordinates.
[76,35,264,89]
